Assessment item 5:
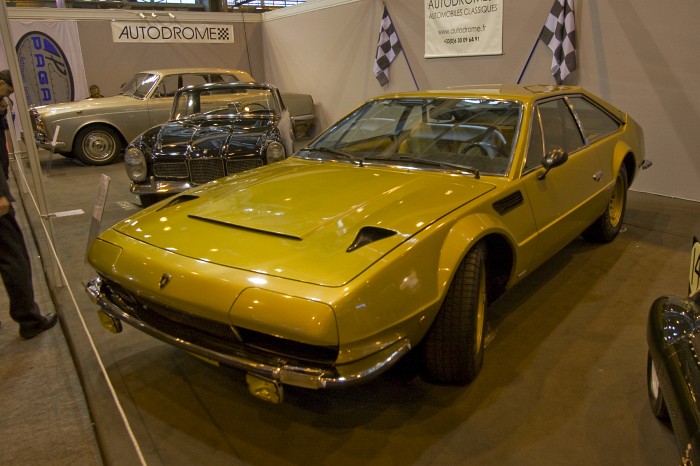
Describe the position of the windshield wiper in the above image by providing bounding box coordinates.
[366,155,480,179]
[308,147,364,166]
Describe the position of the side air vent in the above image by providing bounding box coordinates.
[347,226,397,252]
[493,190,524,216]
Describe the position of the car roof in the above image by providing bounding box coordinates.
[375,84,587,104]
[137,68,255,82]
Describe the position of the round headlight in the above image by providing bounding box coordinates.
[124,147,147,182]
[265,141,286,164]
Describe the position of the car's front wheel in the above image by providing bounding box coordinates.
[421,242,487,384]
[74,125,123,166]
[647,353,669,420]
[583,164,628,243]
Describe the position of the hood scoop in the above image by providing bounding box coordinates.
[188,214,302,241]
[346,226,397,252]
[157,194,200,211]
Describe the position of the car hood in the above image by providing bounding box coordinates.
[34,95,140,117]
[148,118,273,157]
[112,158,495,286]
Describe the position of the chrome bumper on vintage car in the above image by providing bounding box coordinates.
[130,177,193,196]
[85,276,412,402]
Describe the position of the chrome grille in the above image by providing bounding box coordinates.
[99,278,338,367]
[190,159,225,184]
[153,162,188,178]
[226,159,263,174]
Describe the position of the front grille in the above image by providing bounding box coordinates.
[100,278,338,367]
[226,158,263,174]
[190,159,225,184]
[153,162,188,178]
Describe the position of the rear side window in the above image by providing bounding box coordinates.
[537,98,584,154]
[568,96,621,142]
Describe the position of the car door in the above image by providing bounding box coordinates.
[521,97,606,262]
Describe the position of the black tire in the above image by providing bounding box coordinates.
[74,125,123,166]
[421,242,487,384]
[583,164,628,243]
[647,353,669,420]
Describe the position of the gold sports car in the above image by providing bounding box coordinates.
[86,85,649,403]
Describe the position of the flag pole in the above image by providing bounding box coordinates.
[517,35,540,84]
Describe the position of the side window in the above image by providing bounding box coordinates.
[538,98,584,154]
[154,75,179,98]
[180,74,209,88]
[568,96,621,141]
[210,74,238,84]
[524,108,545,173]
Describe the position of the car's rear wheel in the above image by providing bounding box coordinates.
[583,164,628,243]
[74,125,123,166]
[647,353,669,420]
[421,242,487,384]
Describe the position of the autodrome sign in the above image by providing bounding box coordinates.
[111,22,234,43]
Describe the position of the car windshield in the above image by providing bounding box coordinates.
[171,85,282,121]
[118,73,159,99]
[298,97,522,176]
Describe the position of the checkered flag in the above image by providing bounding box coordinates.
[373,6,403,86]
[540,0,577,84]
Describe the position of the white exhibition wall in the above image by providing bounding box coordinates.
[263,0,700,201]
[4,0,700,201]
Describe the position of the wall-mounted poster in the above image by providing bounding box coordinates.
[111,22,234,44]
[424,0,503,58]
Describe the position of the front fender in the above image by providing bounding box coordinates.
[436,212,517,297]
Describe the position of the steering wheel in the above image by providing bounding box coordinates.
[242,102,268,113]
[459,126,509,158]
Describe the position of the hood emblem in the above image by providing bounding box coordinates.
[159,273,172,290]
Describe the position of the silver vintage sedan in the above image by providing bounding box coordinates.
[28,68,255,165]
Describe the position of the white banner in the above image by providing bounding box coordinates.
[1,21,89,105]
[111,22,235,44]
[424,0,503,58]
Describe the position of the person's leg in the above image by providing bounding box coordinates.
[0,206,44,328]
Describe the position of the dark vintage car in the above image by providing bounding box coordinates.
[647,237,700,465]
[124,82,314,206]
[86,85,648,403]
[29,68,256,165]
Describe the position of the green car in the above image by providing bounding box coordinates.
[86,84,648,403]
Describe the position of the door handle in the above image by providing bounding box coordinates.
[593,170,603,182]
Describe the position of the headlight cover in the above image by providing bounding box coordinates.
[124,147,147,182]
[265,141,286,164]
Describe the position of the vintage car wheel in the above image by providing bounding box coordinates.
[647,353,669,420]
[74,125,123,166]
[583,164,628,243]
[421,242,487,384]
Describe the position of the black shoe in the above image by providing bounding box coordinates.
[20,313,58,339]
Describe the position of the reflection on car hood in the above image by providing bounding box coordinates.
[152,118,271,157]
[113,158,494,286]
[34,95,141,117]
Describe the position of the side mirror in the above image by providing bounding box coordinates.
[538,147,569,180]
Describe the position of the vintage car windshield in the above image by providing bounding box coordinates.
[171,86,281,121]
[298,97,522,176]
[118,73,160,99]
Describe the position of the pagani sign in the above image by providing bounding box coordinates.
[111,22,234,44]
[16,31,74,106]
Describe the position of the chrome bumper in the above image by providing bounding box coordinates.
[84,276,412,391]
[130,177,193,196]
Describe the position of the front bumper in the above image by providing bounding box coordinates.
[130,177,193,196]
[85,276,412,391]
